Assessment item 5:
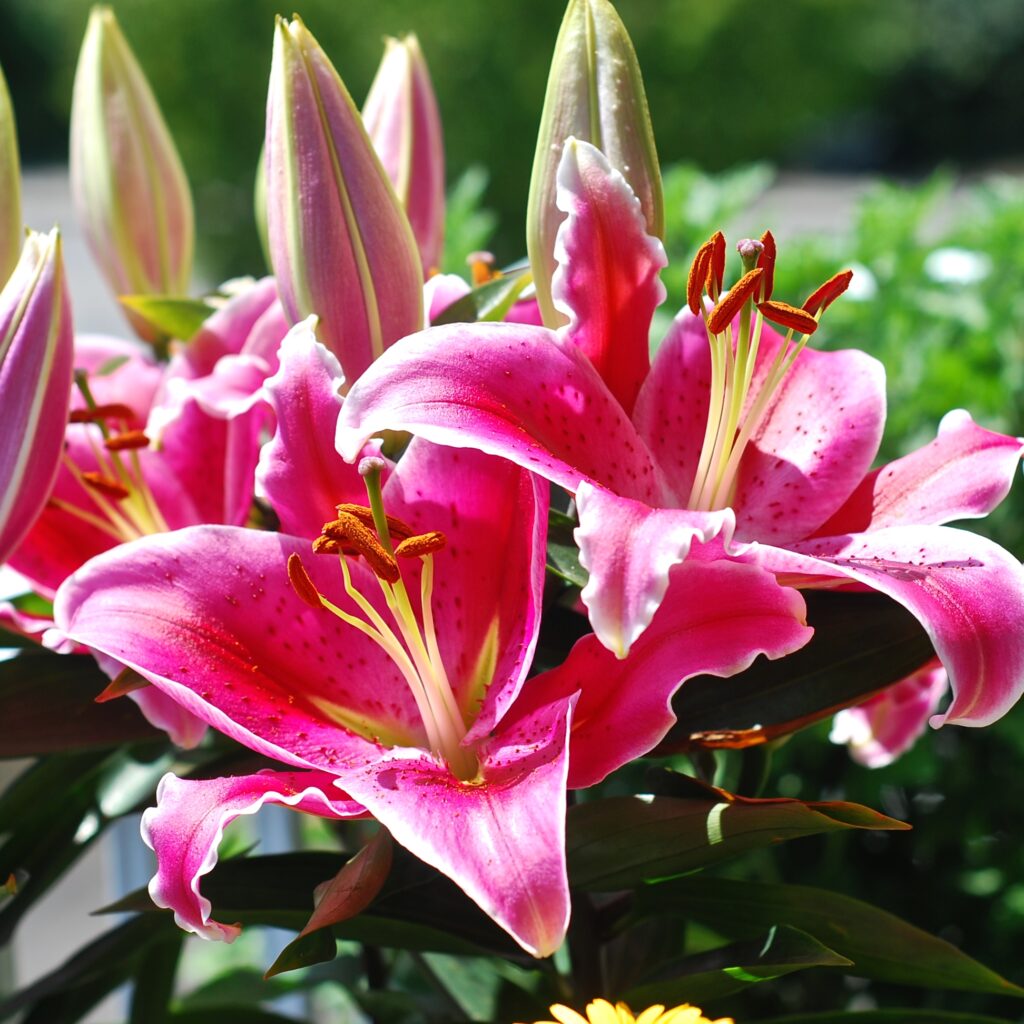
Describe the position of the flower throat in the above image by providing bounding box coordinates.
[287,458,478,781]
[685,230,852,513]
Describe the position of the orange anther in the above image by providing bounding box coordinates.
[322,513,400,583]
[81,472,131,500]
[395,531,447,558]
[803,269,854,316]
[69,402,135,424]
[757,230,777,301]
[706,268,764,335]
[757,300,818,335]
[104,430,150,451]
[707,231,726,299]
[335,503,414,541]
[468,251,501,286]
[288,552,325,610]
[312,535,346,556]
[686,235,715,315]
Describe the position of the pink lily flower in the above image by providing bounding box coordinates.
[0,229,74,566]
[53,323,811,956]
[830,659,948,768]
[338,138,1024,730]
[7,281,284,746]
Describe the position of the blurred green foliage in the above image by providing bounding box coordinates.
[3,0,1024,278]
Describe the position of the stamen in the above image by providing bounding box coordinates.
[104,430,151,451]
[757,300,818,335]
[69,402,135,424]
[468,250,501,285]
[335,503,415,541]
[321,513,400,583]
[757,230,776,300]
[81,471,131,500]
[707,231,726,300]
[803,269,854,315]
[686,235,716,314]
[395,531,447,558]
[288,552,326,610]
[313,535,345,556]
[706,267,764,335]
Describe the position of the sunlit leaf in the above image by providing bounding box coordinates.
[567,789,907,891]
[118,295,215,341]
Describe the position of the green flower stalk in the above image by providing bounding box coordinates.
[70,6,194,334]
[0,62,21,285]
[527,0,663,327]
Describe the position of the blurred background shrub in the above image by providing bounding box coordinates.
[4,0,1024,275]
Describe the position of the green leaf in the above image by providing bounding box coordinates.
[0,649,162,756]
[169,1012,307,1024]
[625,925,850,1006]
[632,877,1024,997]
[106,849,528,961]
[0,749,170,944]
[118,295,215,341]
[432,266,531,325]
[663,590,935,748]
[265,828,393,977]
[567,791,907,891]
[759,1013,1016,1024]
[0,915,168,1021]
[129,932,184,1024]
[546,508,587,587]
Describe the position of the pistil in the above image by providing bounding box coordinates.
[290,461,478,781]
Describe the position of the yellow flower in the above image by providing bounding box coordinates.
[525,999,734,1024]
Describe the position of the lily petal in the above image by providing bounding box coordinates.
[142,770,365,941]
[575,482,736,657]
[338,322,664,503]
[383,440,548,737]
[256,320,374,538]
[817,409,1024,535]
[339,694,575,958]
[753,526,1024,727]
[55,525,429,769]
[830,659,948,768]
[552,139,666,416]
[520,560,811,788]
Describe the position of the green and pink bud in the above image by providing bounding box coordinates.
[0,62,22,285]
[69,5,194,332]
[527,0,662,327]
[0,229,74,563]
[265,17,423,386]
[362,35,445,275]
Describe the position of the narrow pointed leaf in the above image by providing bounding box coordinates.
[632,877,1024,997]
[265,827,393,977]
[567,792,907,891]
[624,925,851,1006]
[118,295,216,342]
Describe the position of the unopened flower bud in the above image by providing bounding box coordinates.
[266,17,423,387]
[0,230,74,563]
[70,6,194,337]
[0,63,21,285]
[362,35,445,275]
[527,0,663,327]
